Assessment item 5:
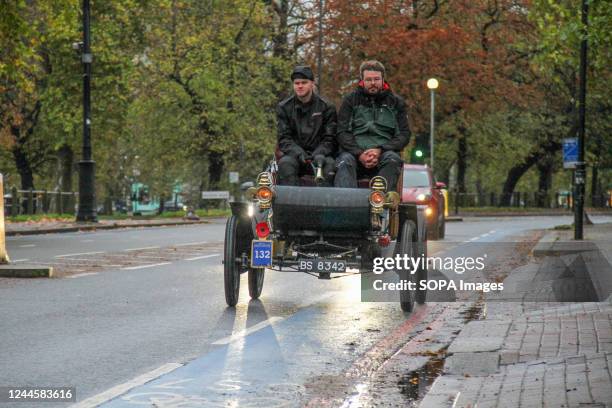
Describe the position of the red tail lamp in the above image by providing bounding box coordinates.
[378,235,391,247]
[256,222,270,239]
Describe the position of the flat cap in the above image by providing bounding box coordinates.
[291,65,314,81]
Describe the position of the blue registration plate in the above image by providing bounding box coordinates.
[251,240,273,268]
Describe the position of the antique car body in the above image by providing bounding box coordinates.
[223,164,429,312]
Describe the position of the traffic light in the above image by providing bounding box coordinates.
[410,134,428,164]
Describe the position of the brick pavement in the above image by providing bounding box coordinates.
[420,223,612,408]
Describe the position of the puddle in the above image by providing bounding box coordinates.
[398,347,447,404]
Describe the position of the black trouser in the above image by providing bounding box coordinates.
[334,151,403,189]
[277,155,336,186]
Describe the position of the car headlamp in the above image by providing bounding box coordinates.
[370,191,385,207]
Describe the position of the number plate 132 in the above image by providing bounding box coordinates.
[251,240,273,268]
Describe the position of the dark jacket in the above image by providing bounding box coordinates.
[337,86,410,157]
[276,93,337,158]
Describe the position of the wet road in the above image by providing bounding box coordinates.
[1,216,611,407]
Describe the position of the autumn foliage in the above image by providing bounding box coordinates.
[308,0,540,134]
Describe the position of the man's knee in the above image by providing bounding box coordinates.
[277,155,300,185]
[278,155,299,171]
[380,150,402,165]
[336,152,356,169]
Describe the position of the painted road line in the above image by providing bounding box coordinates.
[212,316,285,345]
[175,241,208,247]
[12,259,30,263]
[55,251,105,258]
[185,253,220,261]
[82,239,94,243]
[69,363,183,408]
[19,244,36,248]
[122,262,171,270]
[67,272,99,279]
[124,246,160,252]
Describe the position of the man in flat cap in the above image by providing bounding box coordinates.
[335,60,410,189]
[276,65,337,186]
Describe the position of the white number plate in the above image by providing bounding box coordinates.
[298,259,347,273]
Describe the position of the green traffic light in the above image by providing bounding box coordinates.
[415,149,423,158]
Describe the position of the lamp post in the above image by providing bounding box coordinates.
[574,0,588,240]
[427,78,439,170]
[76,0,97,222]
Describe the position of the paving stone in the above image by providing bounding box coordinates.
[448,320,511,353]
[444,351,500,376]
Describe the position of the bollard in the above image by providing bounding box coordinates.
[0,174,10,264]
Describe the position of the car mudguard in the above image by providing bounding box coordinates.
[398,203,427,243]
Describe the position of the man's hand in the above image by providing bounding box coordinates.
[295,150,311,164]
[359,148,382,169]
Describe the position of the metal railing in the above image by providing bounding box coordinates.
[3,188,79,216]
[447,190,611,211]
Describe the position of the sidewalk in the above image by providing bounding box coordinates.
[420,223,612,407]
[4,217,212,236]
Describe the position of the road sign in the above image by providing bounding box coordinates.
[229,172,239,184]
[201,191,230,200]
[563,138,578,169]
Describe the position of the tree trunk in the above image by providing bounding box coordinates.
[500,140,561,207]
[536,156,553,208]
[207,151,224,191]
[12,144,34,191]
[456,133,467,194]
[56,144,74,213]
[591,164,599,207]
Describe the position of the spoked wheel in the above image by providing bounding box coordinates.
[248,268,265,299]
[396,220,417,312]
[224,215,241,307]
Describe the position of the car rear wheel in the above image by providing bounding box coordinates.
[248,268,265,299]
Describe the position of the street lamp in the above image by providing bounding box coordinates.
[427,78,439,171]
[76,0,97,222]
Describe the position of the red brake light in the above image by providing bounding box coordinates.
[256,222,270,238]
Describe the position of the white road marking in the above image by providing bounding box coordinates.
[82,239,94,243]
[175,241,208,247]
[124,246,160,252]
[58,258,106,261]
[67,272,99,279]
[55,251,105,258]
[122,262,171,270]
[452,391,462,408]
[69,363,183,408]
[19,244,36,248]
[212,316,285,345]
[186,253,220,261]
[12,259,30,263]
[468,237,479,241]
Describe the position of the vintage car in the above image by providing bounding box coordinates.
[402,164,446,240]
[223,161,429,312]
